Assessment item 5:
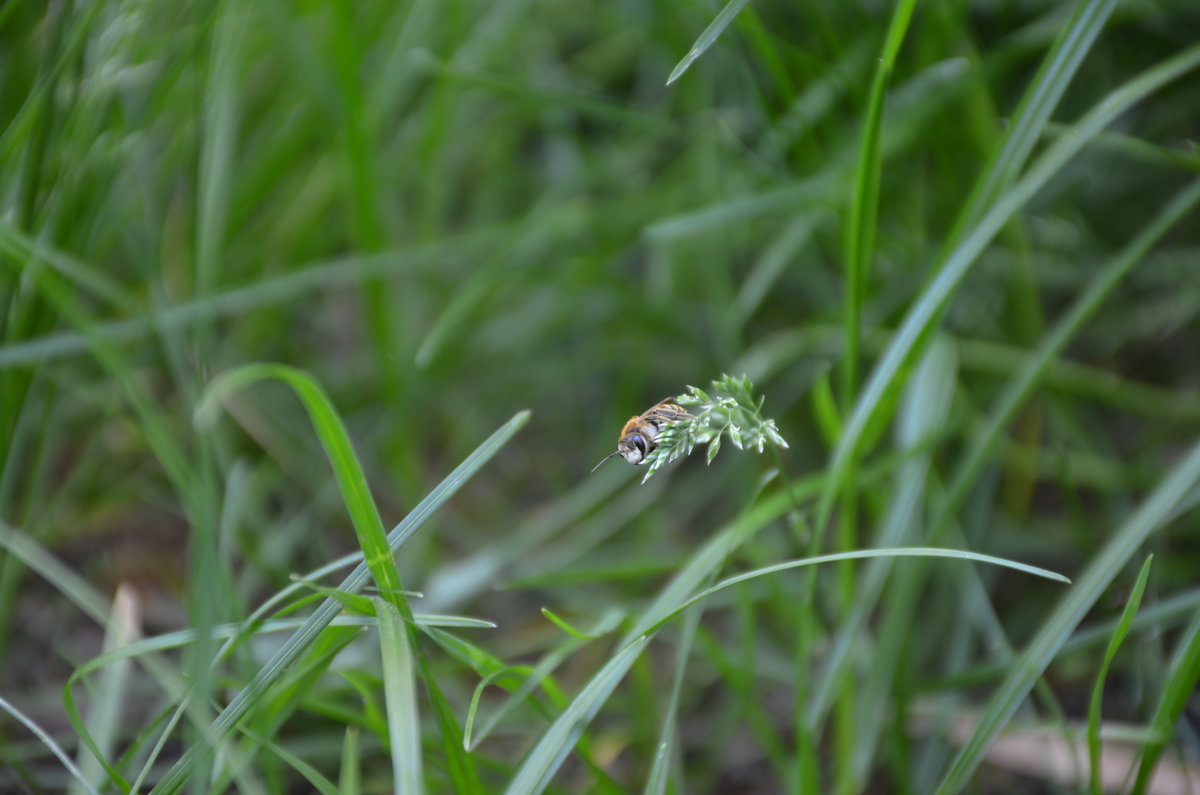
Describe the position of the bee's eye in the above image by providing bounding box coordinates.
[631,435,648,455]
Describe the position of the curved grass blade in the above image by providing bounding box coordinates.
[541,608,605,641]
[1088,555,1152,795]
[464,666,531,751]
[666,0,751,86]
[150,404,530,795]
[505,546,1066,795]
[375,598,422,794]
[196,364,407,605]
[934,438,1200,794]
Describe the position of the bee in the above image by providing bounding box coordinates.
[591,398,692,472]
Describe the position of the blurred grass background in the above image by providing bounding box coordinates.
[2,0,1200,792]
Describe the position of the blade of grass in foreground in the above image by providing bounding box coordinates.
[504,547,1067,795]
[1088,555,1152,795]
[375,598,422,795]
[197,365,409,606]
[150,402,530,795]
[934,438,1200,794]
[1130,602,1200,793]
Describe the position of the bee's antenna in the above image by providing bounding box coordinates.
[590,451,620,473]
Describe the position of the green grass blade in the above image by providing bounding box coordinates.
[1088,555,1152,795]
[806,339,957,734]
[678,548,1068,612]
[339,726,361,795]
[239,727,342,795]
[69,585,138,795]
[0,695,99,795]
[934,438,1200,794]
[817,41,1200,540]
[150,408,530,794]
[935,175,1200,540]
[375,598,423,795]
[843,0,917,405]
[0,229,503,371]
[665,0,751,86]
[642,590,705,795]
[506,545,1063,794]
[197,364,408,603]
[194,2,243,309]
[950,0,1117,240]
[1130,603,1200,793]
[503,637,651,795]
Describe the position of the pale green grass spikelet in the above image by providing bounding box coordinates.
[641,374,787,483]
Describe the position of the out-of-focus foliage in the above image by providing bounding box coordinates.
[2,1,1200,792]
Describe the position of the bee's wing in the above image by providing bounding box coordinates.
[639,397,680,419]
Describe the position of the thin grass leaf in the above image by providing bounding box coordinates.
[935,438,1200,794]
[503,637,651,795]
[197,364,408,604]
[467,609,625,751]
[1088,555,1153,795]
[642,587,706,795]
[817,41,1200,541]
[150,409,529,795]
[195,2,242,306]
[0,695,99,795]
[506,546,1064,794]
[375,598,422,795]
[69,585,138,795]
[680,548,1068,611]
[541,608,605,640]
[238,727,342,795]
[806,339,957,737]
[464,666,531,751]
[843,0,917,406]
[935,175,1200,545]
[949,0,1119,241]
[339,726,361,795]
[0,228,504,370]
[1130,604,1200,793]
[666,0,751,86]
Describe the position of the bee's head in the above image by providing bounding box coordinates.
[590,432,651,473]
[616,433,649,465]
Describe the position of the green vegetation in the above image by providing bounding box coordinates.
[2,1,1200,792]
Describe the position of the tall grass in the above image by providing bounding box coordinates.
[2,1,1200,792]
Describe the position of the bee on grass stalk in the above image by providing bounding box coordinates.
[590,399,692,472]
[591,375,789,484]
